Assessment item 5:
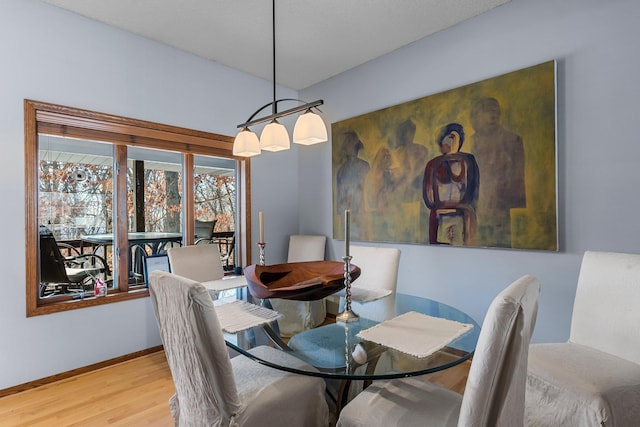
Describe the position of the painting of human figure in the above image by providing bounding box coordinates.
[332,60,557,251]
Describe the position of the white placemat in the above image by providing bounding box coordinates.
[335,287,392,303]
[202,275,247,292]
[356,311,474,358]
[215,300,282,334]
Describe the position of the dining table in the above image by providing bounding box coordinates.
[220,292,480,414]
[81,231,183,252]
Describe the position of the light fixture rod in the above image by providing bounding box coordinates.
[237,99,324,129]
[272,0,277,115]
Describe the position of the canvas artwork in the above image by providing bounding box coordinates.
[332,60,557,251]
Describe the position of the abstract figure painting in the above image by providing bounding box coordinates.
[423,123,479,246]
[332,60,557,251]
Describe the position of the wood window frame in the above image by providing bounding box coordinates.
[25,99,253,316]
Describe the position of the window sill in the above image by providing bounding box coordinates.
[28,288,150,317]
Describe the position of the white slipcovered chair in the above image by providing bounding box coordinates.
[269,235,327,336]
[337,274,540,427]
[167,244,246,298]
[525,251,640,426]
[338,245,401,322]
[148,271,330,427]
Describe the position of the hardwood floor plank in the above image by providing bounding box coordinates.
[0,352,174,426]
[423,359,470,394]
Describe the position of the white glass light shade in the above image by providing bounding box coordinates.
[260,119,290,152]
[233,128,261,157]
[293,110,328,145]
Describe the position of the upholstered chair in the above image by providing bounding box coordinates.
[168,244,225,282]
[337,274,540,427]
[167,244,245,299]
[525,251,640,426]
[269,234,327,336]
[148,271,329,427]
[337,244,401,322]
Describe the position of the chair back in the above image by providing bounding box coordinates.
[168,244,224,282]
[149,271,241,425]
[39,225,70,283]
[287,235,326,262]
[350,245,401,291]
[347,245,401,322]
[194,219,216,240]
[570,251,640,364]
[458,275,540,427]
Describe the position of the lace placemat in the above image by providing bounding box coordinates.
[356,311,474,358]
[215,300,282,334]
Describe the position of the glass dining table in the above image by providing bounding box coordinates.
[222,292,480,413]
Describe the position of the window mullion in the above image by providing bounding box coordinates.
[183,154,195,246]
[114,145,129,292]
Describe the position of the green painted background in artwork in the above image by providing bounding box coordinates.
[332,60,557,251]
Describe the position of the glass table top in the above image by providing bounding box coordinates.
[223,292,480,381]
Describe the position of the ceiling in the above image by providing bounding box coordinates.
[42,0,510,90]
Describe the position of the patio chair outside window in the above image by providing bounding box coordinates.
[39,225,109,297]
[194,219,217,244]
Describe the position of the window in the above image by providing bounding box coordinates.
[25,100,253,316]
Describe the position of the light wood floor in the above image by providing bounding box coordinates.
[0,351,469,427]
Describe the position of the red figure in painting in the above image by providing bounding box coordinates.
[423,123,479,245]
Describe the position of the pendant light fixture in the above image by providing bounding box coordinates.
[232,0,328,157]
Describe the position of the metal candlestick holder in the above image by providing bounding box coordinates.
[336,255,359,323]
[258,242,266,266]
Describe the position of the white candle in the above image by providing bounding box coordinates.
[259,211,264,243]
[345,209,350,257]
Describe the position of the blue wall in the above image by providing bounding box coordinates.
[298,0,640,343]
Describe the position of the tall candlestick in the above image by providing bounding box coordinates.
[259,211,264,243]
[337,253,358,323]
[344,209,350,257]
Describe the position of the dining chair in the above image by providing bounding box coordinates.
[194,219,217,244]
[269,234,327,336]
[148,271,330,427]
[167,244,225,283]
[525,251,640,426]
[338,244,401,322]
[167,244,244,300]
[337,274,540,427]
[39,225,109,297]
